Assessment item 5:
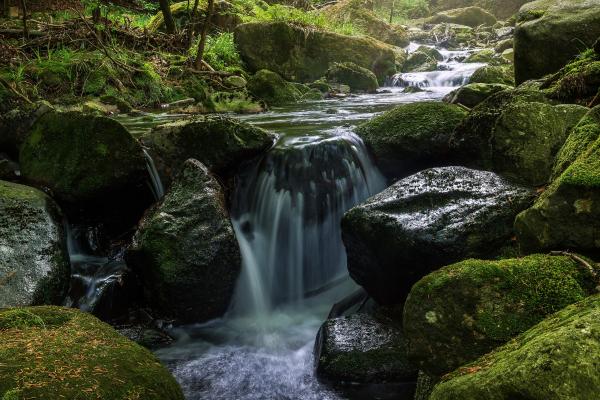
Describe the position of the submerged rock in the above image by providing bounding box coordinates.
[443,83,511,108]
[0,181,70,308]
[247,69,304,106]
[514,0,600,84]
[451,89,588,186]
[0,306,184,399]
[342,167,534,305]
[428,6,497,27]
[429,294,600,399]
[234,21,396,83]
[355,102,468,179]
[19,111,147,205]
[404,254,598,377]
[326,62,379,93]
[141,114,275,187]
[128,159,241,323]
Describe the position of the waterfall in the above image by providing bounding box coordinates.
[143,148,165,200]
[228,129,386,322]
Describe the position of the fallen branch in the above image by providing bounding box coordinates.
[0,28,45,37]
[550,250,600,289]
[0,76,32,104]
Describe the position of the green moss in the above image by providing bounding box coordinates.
[247,69,302,106]
[560,136,600,188]
[544,49,600,104]
[326,62,379,93]
[469,65,514,85]
[0,306,183,399]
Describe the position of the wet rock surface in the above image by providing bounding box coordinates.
[342,167,535,305]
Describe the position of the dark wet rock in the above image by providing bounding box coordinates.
[19,110,148,206]
[355,102,468,180]
[342,167,535,305]
[469,65,514,85]
[141,114,275,187]
[515,124,600,252]
[0,306,184,399]
[428,6,497,27]
[0,180,70,308]
[117,325,173,350]
[514,0,600,84]
[404,254,598,377]
[0,101,54,159]
[451,89,588,186]
[127,159,241,324]
[326,62,379,93]
[315,313,418,384]
[234,22,396,83]
[443,83,511,108]
[429,294,600,400]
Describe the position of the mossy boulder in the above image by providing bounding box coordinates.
[429,294,600,399]
[0,181,69,308]
[428,6,497,27]
[234,22,396,83]
[443,83,511,108]
[469,65,514,85]
[315,313,418,384]
[404,254,598,377]
[355,102,468,179]
[247,69,304,105]
[19,111,147,205]
[342,167,534,305]
[0,101,54,160]
[0,306,184,399]
[514,0,600,84]
[127,159,241,324]
[140,114,275,187]
[322,0,409,47]
[515,130,600,252]
[542,48,600,105]
[402,46,444,73]
[451,89,588,186]
[326,62,379,93]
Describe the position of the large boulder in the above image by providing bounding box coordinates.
[19,111,147,205]
[403,254,598,377]
[247,69,304,106]
[443,83,512,108]
[0,181,70,308]
[342,167,534,305]
[355,102,468,179]
[429,294,600,399]
[234,22,397,83]
[315,312,418,384]
[322,0,409,47]
[428,6,497,27]
[451,89,588,186]
[140,114,275,187]
[469,65,514,85]
[514,0,600,84]
[0,306,184,399]
[326,62,379,93]
[515,129,600,252]
[127,159,241,323]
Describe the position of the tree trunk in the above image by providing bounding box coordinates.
[20,0,28,39]
[193,0,214,69]
[389,0,395,24]
[159,0,176,34]
[2,0,9,17]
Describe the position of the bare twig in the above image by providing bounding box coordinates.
[0,75,32,104]
[550,250,600,290]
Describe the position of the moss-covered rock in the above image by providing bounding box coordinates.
[247,69,304,105]
[315,313,418,384]
[542,48,600,105]
[355,102,468,179]
[140,114,275,187]
[402,46,444,73]
[19,111,147,205]
[326,62,379,93]
[0,101,54,159]
[342,167,534,305]
[443,83,511,108]
[469,65,514,85]
[514,0,600,84]
[0,181,69,308]
[127,159,241,323]
[451,89,588,186]
[429,294,600,399]
[428,6,497,27]
[0,306,184,399]
[515,129,600,252]
[404,254,598,377]
[432,0,530,19]
[234,22,396,83]
[321,0,409,47]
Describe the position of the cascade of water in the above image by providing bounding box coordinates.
[228,129,386,322]
[143,148,165,200]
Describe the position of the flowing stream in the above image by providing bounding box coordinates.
[72,43,484,399]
